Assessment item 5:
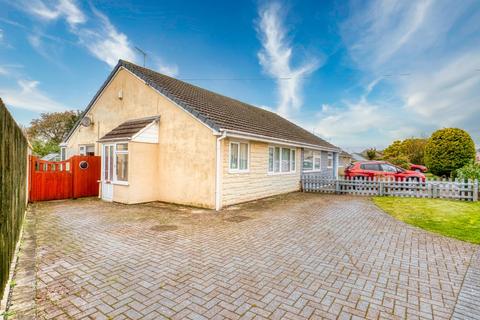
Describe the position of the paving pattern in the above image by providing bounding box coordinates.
[7,193,479,319]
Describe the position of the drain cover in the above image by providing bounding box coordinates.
[150,225,178,232]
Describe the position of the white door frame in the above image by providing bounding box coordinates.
[101,143,115,201]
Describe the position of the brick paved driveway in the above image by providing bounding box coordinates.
[8,193,479,319]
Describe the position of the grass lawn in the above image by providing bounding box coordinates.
[373,197,480,244]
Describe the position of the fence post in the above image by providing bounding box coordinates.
[379,178,384,196]
[474,180,479,202]
[335,179,340,194]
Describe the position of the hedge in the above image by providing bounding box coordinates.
[0,99,29,302]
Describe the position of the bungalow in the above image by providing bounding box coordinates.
[61,60,341,209]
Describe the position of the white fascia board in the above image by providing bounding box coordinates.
[97,138,132,143]
[221,129,341,152]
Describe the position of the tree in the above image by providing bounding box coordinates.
[27,110,80,144]
[366,148,377,160]
[383,138,427,165]
[31,140,61,157]
[27,110,81,156]
[425,128,475,177]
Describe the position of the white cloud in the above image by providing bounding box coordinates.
[72,8,136,67]
[27,0,86,26]
[0,80,66,112]
[325,0,480,147]
[256,2,320,117]
[0,67,8,76]
[156,61,179,77]
[17,0,177,72]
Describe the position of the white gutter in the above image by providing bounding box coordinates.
[220,129,341,152]
[215,131,227,210]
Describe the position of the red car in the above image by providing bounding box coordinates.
[410,164,428,172]
[345,161,426,181]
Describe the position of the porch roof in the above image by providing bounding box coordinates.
[98,116,159,142]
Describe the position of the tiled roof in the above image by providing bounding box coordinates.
[66,60,339,150]
[98,116,159,141]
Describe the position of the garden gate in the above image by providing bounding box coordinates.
[29,155,101,202]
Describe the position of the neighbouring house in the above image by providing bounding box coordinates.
[351,153,367,162]
[338,150,352,176]
[476,148,480,163]
[41,153,61,161]
[61,60,341,209]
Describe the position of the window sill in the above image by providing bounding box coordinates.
[302,169,323,173]
[228,169,250,174]
[112,181,129,186]
[267,171,297,176]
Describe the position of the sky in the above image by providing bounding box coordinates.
[0,0,479,151]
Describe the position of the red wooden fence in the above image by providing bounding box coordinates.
[29,155,101,202]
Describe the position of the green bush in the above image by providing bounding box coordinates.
[366,148,377,160]
[456,161,480,181]
[425,128,475,177]
[383,138,427,165]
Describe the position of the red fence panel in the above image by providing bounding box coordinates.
[29,155,100,202]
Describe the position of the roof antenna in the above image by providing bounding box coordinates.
[135,46,147,67]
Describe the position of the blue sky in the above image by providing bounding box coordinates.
[1,0,479,151]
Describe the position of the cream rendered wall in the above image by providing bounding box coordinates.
[221,139,301,207]
[65,69,160,157]
[113,142,159,204]
[66,68,217,208]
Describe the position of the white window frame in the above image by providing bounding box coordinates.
[229,141,249,173]
[327,152,333,169]
[60,147,66,161]
[107,142,129,185]
[303,149,322,172]
[79,144,95,156]
[268,145,296,175]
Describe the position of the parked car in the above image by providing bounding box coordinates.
[410,164,428,172]
[344,161,426,181]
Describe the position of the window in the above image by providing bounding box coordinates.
[381,164,399,173]
[115,143,128,182]
[303,150,321,172]
[361,163,381,171]
[327,152,333,168]
[60,147,66,161]
[230,142,249,172]
[79,144,95,156]
[268,146,296,174]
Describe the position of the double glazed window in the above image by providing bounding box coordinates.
[268,146,296,174]
[303,150,321,171]
[327,152,333,168]
[79,144,95,156]
[115,143,128,182]
[230,142,249,172]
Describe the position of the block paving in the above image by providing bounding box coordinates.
[6,193,479,319]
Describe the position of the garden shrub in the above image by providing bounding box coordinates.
[425,128,475,177]
[456,161,480,181]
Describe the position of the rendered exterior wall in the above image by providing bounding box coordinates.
[221,139,301,207]
[66,68,216,208]
[113,142,159,204]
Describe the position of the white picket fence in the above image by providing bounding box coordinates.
[301,175,479,201]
